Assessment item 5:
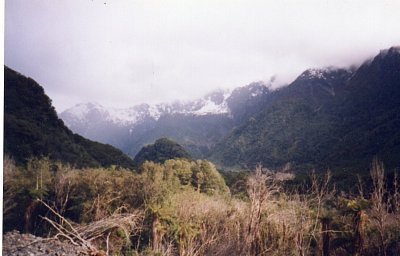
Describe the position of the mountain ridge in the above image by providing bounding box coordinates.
[60,82,274,127]
[211,47,400,172]
[60,81,273,158]
[57,46,400,172]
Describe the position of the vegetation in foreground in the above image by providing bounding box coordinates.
[3,156,400,255]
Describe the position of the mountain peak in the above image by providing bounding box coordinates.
[378,46,400,57]
[298,67,342,80]
[61,89,233,128]
[63,102,105,120]
[357,46,400,72]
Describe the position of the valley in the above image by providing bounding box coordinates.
[5,1,400,254]
[60,47,400,173]
[4,47,400,256]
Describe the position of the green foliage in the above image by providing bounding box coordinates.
[133,138,192,167]
[164,159,193,186]
[191,160,229,195]
[3,157,55,232]
[73,134,135,169]
[65,168,141,223]
[4,66,135,169]
[220,170,250,198]
[139,159,229,196]
[26,157,53,199]
[346,197,370,213]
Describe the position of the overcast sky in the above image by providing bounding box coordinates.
[5,0,400,112]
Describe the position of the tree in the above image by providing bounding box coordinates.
[191,160,229,195]
[133,138,192,167]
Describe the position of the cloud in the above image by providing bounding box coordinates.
[5,0,400,112]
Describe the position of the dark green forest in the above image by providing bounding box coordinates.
[133,138,192,167]
[211,47,400,174]
[4,66,135,169]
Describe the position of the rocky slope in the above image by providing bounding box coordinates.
[2,230,87,256]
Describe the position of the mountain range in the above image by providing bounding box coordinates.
[12,46,400,173]
[211,47,400,172]
[60,81,273,158]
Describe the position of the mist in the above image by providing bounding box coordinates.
[5,0,400,112]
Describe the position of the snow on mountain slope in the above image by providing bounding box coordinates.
[61,89,236,127]
[65,102,104,121]
[58,78,278,158]
[193,99,228,115]
[60,81,273,142]
[299,67,342,80]
[61,103,146,127]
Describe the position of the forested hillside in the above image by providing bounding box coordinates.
[211,47,400,172]
[4,66,135,169]
[133,137,192,167]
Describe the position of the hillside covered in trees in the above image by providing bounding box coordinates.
[211,47,400,173]
[4,66,135,169]
[133,138,192,167]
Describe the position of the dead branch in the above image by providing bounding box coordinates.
[39,199,144,255]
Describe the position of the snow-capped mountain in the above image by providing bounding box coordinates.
[62,102,155,128]
[60,81,272,158]
[298,67,353,81]
[61,89,232,128]
[287,67,353,101]
[60,66,356,161]
[60,82,275,129]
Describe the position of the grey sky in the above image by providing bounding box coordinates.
[5,0,400,112]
